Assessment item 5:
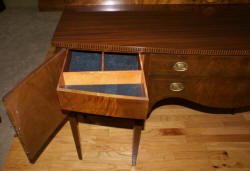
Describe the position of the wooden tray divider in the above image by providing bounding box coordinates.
[101,51,104,71]
[63,49,72,72]
[139,53,148,97]
[63,70,142,86]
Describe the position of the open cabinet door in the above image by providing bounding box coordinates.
[2,49,67,163]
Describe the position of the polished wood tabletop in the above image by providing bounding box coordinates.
[52,4,250,55]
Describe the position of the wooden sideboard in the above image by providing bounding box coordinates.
[3,4,250,166]
[52,4,250,110]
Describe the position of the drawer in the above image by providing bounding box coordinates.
[149,77,250,109]
[57,50,149,119]
[150,54,250,78]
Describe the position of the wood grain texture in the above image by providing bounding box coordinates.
[39,0,250,11]
[3,105,250,170]
[57,88,149,119]
[148,77,250,109]
[2,49,67,163]
[69,113,82,160]
[65,0,250,6]
[150,54,250,78]
[52,5,250,55]
[132,120,143,166]
[63,71,142,85]
[147,53,250,109]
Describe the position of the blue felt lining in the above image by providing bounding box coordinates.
[104,53,139,71]
[69,51,139,72]
[65,84,143,97]
[69,51,102,71]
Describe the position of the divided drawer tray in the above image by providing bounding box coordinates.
[57,49,148,119]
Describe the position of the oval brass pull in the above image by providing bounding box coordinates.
[173,62,188,71]
[169,83,184,92]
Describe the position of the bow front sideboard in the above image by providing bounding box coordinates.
[2,4,250,166]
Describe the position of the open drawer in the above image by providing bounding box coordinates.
[57,49,149,119]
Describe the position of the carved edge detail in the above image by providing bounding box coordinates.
[52,41,250,56]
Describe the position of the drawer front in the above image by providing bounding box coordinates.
[57,90,148,119]
[150,54,250,78]
[149,77,250,109]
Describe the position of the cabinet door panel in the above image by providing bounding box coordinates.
[2,49,67,163]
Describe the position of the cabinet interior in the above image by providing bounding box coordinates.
[58,50,146,97]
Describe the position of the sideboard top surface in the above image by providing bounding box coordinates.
[52,5,250,55]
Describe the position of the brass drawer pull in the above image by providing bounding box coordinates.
[173,62,188,71]
[169,83,184,92]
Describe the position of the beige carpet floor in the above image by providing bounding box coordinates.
[0,7,61,170]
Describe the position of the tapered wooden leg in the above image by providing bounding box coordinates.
[132,120,143,166]
[69,113,82,160]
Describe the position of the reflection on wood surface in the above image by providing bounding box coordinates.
[66,0,250,5]
[39,0,250,11]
